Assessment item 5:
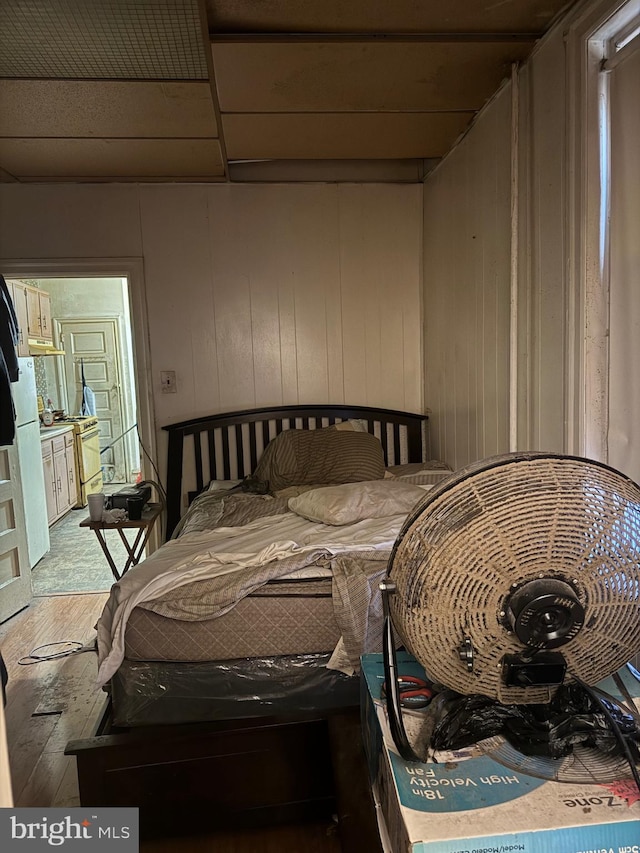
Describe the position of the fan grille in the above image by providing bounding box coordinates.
[389,453,640,703]
[478,736,635,783]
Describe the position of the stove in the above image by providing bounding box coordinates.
[60,416,99,434]
[55,417,102,505]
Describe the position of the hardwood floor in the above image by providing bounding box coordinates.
[0,592,108,808]
[0,595,347,852]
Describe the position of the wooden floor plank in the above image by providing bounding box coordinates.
[16,751,71,808]
[0,594,108,806]
[52,758,81,809]
[8,711,60,804]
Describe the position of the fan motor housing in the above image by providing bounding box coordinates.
[504,578,585,649]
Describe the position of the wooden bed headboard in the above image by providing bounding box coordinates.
[162,404,429,538]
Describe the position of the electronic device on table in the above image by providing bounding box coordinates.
[108,484,152,510]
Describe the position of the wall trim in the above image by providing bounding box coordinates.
[509,62,520,452]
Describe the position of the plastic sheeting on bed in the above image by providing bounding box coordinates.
[110,653,359,727]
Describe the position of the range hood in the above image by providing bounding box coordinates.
[28,338,66,356]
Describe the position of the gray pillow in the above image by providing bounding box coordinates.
[254,428,385,491]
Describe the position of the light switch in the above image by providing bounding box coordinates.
[160,370,177,393]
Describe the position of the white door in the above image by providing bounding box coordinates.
[60,319,127,483]
[0,442,32,623]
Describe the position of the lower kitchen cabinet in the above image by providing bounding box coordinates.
[41,429,76,525]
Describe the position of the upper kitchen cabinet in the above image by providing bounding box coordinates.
[25,284,52,342]
[8,280,29,356]
[9,280,64,355]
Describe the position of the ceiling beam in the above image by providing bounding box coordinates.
[197,0,230,180]
[209,32,543,44]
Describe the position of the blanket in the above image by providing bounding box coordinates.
[96,508,405,687]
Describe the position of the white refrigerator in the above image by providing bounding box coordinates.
[13,357,50,567]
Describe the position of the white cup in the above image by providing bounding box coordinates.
[87,492,105,522]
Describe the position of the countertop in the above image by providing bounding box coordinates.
[39,423,74,440]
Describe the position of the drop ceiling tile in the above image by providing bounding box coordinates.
[0,0,208,80]
[0,138,225,180]
[212,41,534,112]
[206,0,572,34]
[0,81,218,138]
[223,112,475,160]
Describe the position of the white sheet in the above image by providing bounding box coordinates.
[96,509,407,687]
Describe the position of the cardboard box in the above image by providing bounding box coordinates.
[361,653,640,853]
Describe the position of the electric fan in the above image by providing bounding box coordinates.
[381,452,640,785]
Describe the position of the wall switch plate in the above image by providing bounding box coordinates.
[160,370,177,393]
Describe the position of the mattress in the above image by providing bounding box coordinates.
[125,576,340,662]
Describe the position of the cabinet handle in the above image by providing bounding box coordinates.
[52,480,57,494]
[57,477,62,491]
[43,316,47,329]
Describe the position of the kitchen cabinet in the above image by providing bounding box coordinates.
[25,285,52,342]
[8,280,29,356]
[41,428,75,525]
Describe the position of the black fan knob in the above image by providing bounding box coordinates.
[505,579,585,649]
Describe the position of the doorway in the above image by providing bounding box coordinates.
[13,274,144,596]
[59,316,135,486]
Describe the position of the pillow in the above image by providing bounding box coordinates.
[288,479,427,526]
[254,428,385,491]
[331,418,369,432]
[385,462,453,486]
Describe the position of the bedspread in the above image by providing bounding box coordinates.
[96,509,405,687]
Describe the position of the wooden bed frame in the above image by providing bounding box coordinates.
[67,404,430,847]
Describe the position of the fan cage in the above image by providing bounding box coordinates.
[388,452,640,705]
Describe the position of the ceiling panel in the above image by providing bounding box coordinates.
[213,41,534,113]
[0,0,208,79]
[0,139,225,181]
[206,0,572,35]
[0,81,218,138]
[223,113,474,160]
[0,0,578,181]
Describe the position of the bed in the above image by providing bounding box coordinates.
[67,404,452,842]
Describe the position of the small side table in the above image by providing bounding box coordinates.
[80,502,163,581]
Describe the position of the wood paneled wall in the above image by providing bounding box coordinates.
[0,181,423,433]
[139,183,422,422]
[422,87,512,471]
[422,21,570,470]
[516,29,568,454]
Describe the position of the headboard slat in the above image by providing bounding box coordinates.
[193,434,204,494]
[235,424,244,478]
[249,423,258,472]
[379,422,389,463]
[207,430,215,481]
[393,426,402,468]
[221,427,230,480]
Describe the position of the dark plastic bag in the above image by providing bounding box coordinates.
[431,683,640,759]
